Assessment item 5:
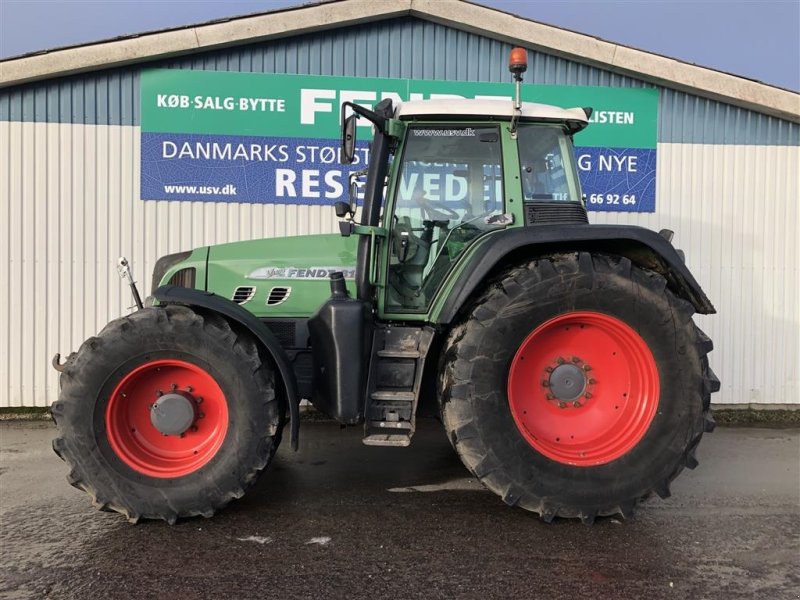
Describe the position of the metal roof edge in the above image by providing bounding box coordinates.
[0,0,797,123]
[0,0,412,88]
[413,0,799,123]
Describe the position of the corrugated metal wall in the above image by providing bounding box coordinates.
[2,18,797,146]
[1,16,798,407]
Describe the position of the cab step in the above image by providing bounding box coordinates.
[363,325,434,447]
[363,433,413,447]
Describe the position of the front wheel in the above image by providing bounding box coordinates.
[51,305,284,523]
[439,253,718,523]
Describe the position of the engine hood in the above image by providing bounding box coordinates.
[207,233,358,317]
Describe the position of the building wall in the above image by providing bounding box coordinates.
[1,17,798,407]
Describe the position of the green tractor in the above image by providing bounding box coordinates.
[52,49,718,524]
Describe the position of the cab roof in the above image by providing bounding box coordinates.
[395,99,590,125]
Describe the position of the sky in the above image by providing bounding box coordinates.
[1,0,798,91]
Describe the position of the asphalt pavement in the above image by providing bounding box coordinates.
[1,419,798,600]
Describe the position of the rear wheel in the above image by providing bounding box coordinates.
[439,252,718,523]
[51,305,284,523]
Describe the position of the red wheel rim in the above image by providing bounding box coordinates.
[507,311,659,466]
[106,359,228,478]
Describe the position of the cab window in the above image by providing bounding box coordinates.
[518,125,581,202]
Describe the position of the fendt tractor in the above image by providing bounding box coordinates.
[52,49,719,524]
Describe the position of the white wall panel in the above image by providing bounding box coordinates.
[0,122,340,407]
[0,123,798,406]
[592,143,799,405]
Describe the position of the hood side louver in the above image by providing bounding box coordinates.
[267,286,292,306]
[232,286,256,304]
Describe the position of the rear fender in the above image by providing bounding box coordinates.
[154,285,301,450]
[437,224,716,324]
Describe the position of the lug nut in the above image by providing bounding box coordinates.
[198,413,205,419]
[190,426,198,433]
[180,433,185,438]
[582,365,592,372]
[585,392,593,399]
[196,397,203,404]
[573,401,582,408]
[171,383,178,391]
[544,366,554,373]
[542,381,550,387]
[186,386,193,393]
[155,390,163,397]
[588,378,596,384]
[546,393,554,400]
[572,356,581,364]
[557,357,566,364]
[558,401,567,409]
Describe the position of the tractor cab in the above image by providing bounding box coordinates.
[387,99,587,312]
[338,97,591,316]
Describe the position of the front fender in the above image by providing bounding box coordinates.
[154,285,301,450]
[436,224,715,324]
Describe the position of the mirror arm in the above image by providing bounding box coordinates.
[340,102,386,132]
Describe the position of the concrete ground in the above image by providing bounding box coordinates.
[0,420,798,600]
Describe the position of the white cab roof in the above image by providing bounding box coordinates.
[395,99,589,124]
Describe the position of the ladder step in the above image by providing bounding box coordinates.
[376,349,421,359]
[368,420,413,430]
[363,433,412,447]
[370,390,415,402]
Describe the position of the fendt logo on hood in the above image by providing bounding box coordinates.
[246,266,356,280]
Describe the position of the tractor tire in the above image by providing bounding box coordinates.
[51,305,284,523]
[439,252,718,523]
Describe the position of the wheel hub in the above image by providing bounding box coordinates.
[548,363,586,401]
[509,312,660,466]
[150,390,197,436]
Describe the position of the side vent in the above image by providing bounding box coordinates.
[168,267,196,288]
[524,201,588,225]
[232,286,256,304]
[267,286,292,306]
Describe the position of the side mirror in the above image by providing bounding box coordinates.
[339,168,367,221]
[334,201,351,218]
[341,114,357,165]
[348,179,359,215]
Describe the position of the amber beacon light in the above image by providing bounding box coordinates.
[509,47,528,78]
[508,47,528,135]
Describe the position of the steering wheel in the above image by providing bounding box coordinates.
[417,196,460,221]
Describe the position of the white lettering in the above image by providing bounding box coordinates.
[588,110,635,125]
[162,141,177,158]
[275,169,297,197]
[399,173,418,200]
[324,170,344,198]
[302,170,321,198]
[422,173,441,200]
[300,89,337,125]
[445,174,468,201]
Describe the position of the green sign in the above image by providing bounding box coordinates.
[141,69,657,147]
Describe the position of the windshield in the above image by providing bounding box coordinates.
[518,125,582,202]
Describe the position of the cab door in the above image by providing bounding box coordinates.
[379,123,509,317]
